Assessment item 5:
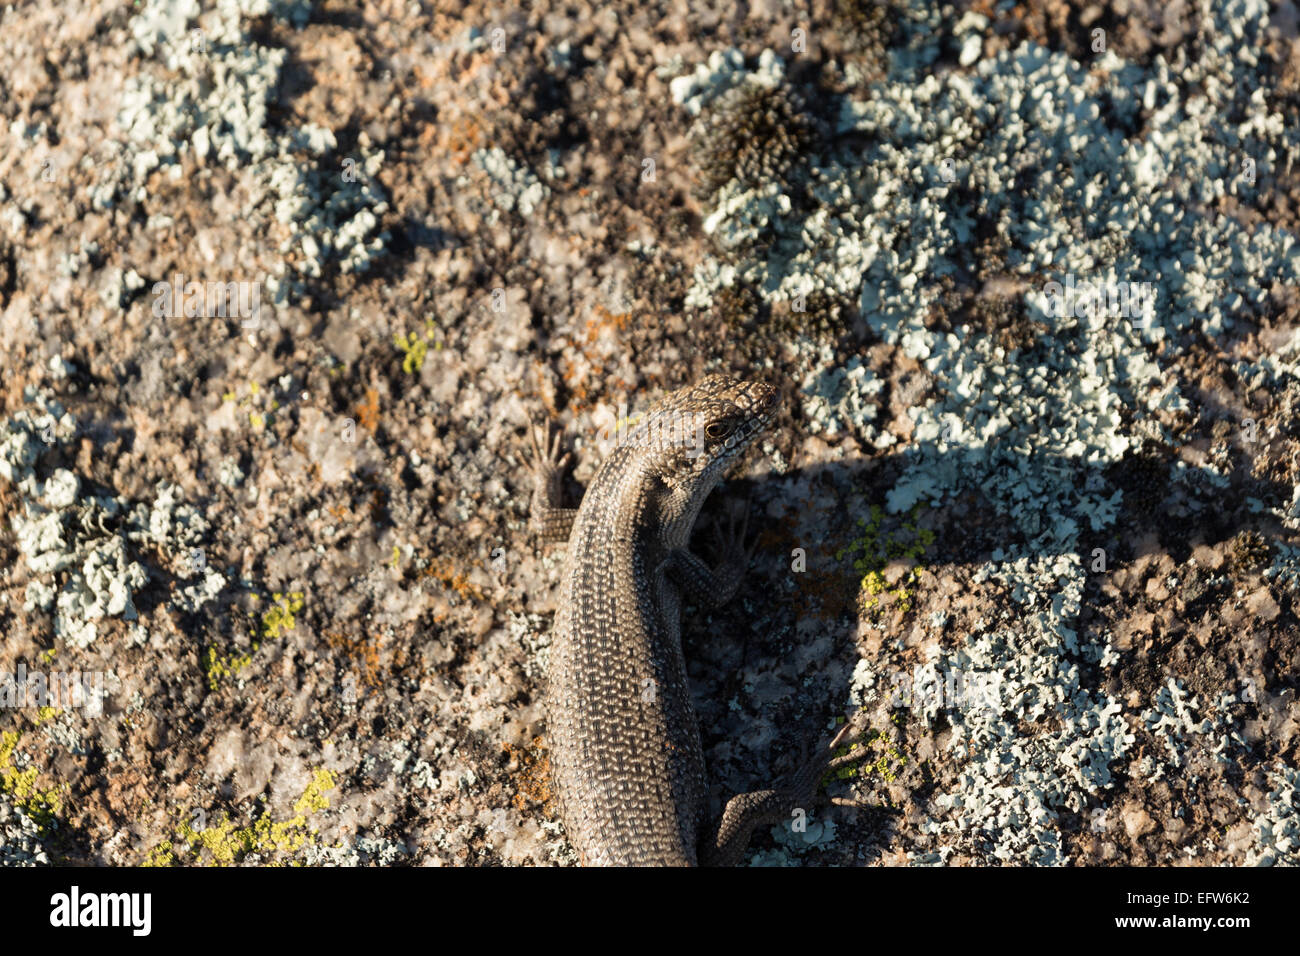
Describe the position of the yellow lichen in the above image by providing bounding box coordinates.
[203,645,254,691]
[824,728,908,786]
[145,768,339,867]
[222,381,274,431]
[864,731,908,783]
[0,731,66,829]
[205,592,305,690]
[143,841,175,867]
[836,504,934,618]
[395,320,443,374]
[258,591,304,640]
[293,769,338,816]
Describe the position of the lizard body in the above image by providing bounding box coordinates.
[530,375,859,866]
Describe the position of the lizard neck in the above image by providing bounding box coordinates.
[651,465,719,552]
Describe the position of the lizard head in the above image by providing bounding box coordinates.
[630,374,781,490]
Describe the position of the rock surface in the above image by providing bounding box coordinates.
[0,0,1298,866]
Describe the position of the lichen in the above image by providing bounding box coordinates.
[394,321,441,375]
[203,592,304,690]
[222,380,279,432]
[678,0,1300,864]
[255,591,305,641]
[836,504,934,616]
[202,645,255,691]
[143,768,338,866]
[0,731,65,830]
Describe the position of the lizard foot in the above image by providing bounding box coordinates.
[819,719,905,814]
[702,716,872,866]
[711,494,757,565]
[528,418,571,492]
[788,718,868,807]
[527,418,578,543]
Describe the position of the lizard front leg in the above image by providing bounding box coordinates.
[667,499,754,609]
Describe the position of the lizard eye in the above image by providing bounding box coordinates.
[760,390,778,409]
[706,420,734,440]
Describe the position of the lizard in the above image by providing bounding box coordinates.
[528,374,864,866]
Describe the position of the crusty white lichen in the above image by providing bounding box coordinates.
[0,794,49,867]
[471,148,551,220]
[1246,764,1300,866]
[800,348,891,448]
[106,0,389,289]
[4,390,227,649]
[679,0,1300,864]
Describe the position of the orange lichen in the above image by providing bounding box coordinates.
[355,387,380,433]
[419,557,485,602]
[323,631,385,690]
[446,113,487,164]
[503,736,556,816]
[582,304,635,345]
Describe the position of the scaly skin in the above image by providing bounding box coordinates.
[530,375,862,866]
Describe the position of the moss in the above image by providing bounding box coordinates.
[836,504,934,617]
[1230,530,1271,574]
[832,0,904,62]
[973,295,1043,353]
[145,769,339,867]
[1104,442,1174,518]
[712,284,763,331]
[769,288,854,341]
